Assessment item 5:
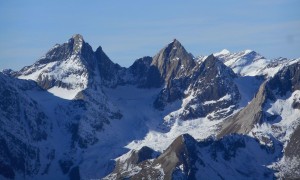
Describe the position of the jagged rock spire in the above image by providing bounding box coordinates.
[151,39,195,83]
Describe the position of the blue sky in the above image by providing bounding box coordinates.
[0,0,300,70]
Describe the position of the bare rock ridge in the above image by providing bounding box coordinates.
[218,62,300,138]
[112,134,199,180]
[218,81,271,137]
[107,134,278,179]
[105,146,160,179]
[154,54,241,120]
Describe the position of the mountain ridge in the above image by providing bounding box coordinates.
[0,34,299,179]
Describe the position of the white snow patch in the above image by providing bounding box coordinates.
[250,90,300,147]
[203,94,232,105]
[47,86,81,100]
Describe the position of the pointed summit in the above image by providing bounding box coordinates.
[171,38,181,46]
[151,39,195,83]
[150,134,198,179]
[71,34,84,41]
[16,34,97,96]
[68,34,86,54]
[166,38,185,51]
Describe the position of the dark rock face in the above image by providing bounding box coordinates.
[128,56,152,84]
[151,40,196,108]
[271,124,300,179]
[268,61,300,96]
[95,46,125,87]
[131,146,160,164]
[181,55,240,120]
[0,73,49,177]
[153,76,190,110]
[128,56,162,88]
[285,125,300,159]
[154,55,240,120]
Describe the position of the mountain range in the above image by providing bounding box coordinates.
[0,34,299,180]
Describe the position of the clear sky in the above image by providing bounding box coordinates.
[0,0,300,70]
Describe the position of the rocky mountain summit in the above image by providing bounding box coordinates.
[0,34,299,179]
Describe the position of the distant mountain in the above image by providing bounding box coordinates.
[0,34,299,180]
[214,49,299,77]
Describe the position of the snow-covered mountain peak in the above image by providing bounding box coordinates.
[213,49,230,56]
[16,35,99,99]
[214,49,270,76]
[243,49,253,54]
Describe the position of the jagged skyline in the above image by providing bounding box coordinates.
[0,0,300,70]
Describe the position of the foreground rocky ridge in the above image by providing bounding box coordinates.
[0,34,299,179]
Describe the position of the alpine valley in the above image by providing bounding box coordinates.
[1,34,299,180]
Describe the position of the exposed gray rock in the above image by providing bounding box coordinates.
[218,82,272,137]
[131,134,199,180]
[151,39,195,84]
[105,146,160,179]
[281,124,300,179]
[285,124,300,159]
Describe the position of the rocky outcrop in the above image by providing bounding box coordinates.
[127,56,162,88]
[285,125,300,159]
[130,134,199,180]
[151,39,195,84]
[154,54,240,120]
[181,55,240,120]
[149,39,196,109]
[106,133,277,180]
[95,46,125,87]
[268,61,300,95]
[105,146,160,179]
[218,82,272,137]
